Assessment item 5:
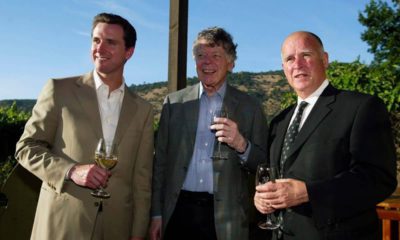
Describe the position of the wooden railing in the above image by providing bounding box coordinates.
[377,189,400,240]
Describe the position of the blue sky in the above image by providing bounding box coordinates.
[0,0,381,100]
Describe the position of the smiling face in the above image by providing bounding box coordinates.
[281,32,329,99]
[193,39,234,95]
[91,22,134,80]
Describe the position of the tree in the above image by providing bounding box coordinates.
[359,0,400,111]
[359,0,400,66]
[359,0,400,162]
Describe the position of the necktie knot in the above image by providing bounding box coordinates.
[297,101,308,117]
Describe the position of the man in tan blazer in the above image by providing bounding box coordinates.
[15,13,154,240]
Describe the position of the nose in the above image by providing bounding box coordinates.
[95,41,106,52]
[202,55,212,64]
[292,57,305,68]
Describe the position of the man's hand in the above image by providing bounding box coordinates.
[68,164,110,189]
[149,218,162,240]
[211,117,247,153]
[254,178,309,213]
[254,182,278,214]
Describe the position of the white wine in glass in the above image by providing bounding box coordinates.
[255,163,281,230]
[91,138,118,199]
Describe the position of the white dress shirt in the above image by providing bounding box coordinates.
[290,79,329,130]
[93,70,125,145]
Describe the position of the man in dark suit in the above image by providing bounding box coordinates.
[149,27,268,240]
[15,13,154,240]
[254,31,397,240]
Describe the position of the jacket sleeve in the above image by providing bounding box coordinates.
[307,96,397,226]
[131,104,155,237]
[151,96,170,217]
[15,79,76,194]
[242,100,269,173]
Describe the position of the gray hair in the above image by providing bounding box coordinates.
[193,27,237,63]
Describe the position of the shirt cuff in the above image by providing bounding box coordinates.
[64,164,76,180]
[237,140,251,162]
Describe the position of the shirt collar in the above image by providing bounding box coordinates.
[297,79,329,105]
[93,70,125,93]
[199,81,227,99]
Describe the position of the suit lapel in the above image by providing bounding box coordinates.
[183,84,201,149]
[74,72,103,139]
[224,85,239,122]
[113,85,138,145]
[284,85,337,170]
[272,107,295,168]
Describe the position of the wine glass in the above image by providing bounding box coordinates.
[211,106,229,160]
[91,138,118,198]
[255,163,281,230]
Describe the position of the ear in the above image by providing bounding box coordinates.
[323,52,329,69]
[228,61,235,72]
[125,47,135,61]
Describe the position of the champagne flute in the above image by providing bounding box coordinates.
[211,106,228,160]
[90,138,118,198]
[255,163,281,230]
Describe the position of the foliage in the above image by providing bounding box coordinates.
[0,99,36,113]
[359,0,400,66]
[280,91,296,109]
[358,0,400,111]
[0,102,30,186]
[0,157,16,187]
[0,102,30,124]
[280,60,399,111]
[327,0,400,112]
[326,60,398,111]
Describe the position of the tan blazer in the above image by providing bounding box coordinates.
[15,72,154,240]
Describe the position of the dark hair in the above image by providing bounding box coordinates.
[92,12,137,49]
[193,27,237,63]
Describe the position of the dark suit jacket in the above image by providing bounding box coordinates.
[152,83,268,240]
[269,84,397,240]
[16,72,154,240]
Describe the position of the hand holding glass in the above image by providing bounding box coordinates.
[90,138,118,198]
[211,107,228,160]
[255,164,281,230]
